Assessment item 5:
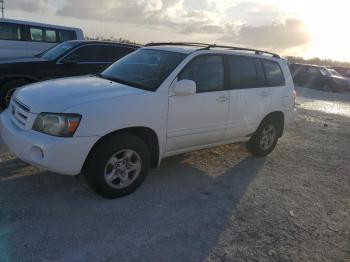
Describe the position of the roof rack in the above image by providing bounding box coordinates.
[145,42,281,58]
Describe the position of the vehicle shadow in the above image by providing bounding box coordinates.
[0,151,265,261]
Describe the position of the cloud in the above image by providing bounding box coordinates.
[222,18,311,51]
[6,0,55,14]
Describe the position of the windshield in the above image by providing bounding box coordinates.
[319,68,332,77]
[39,42,78,61]
[329,69,342,76]
[100,49,187,91]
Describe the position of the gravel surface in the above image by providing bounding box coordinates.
[0,87,349,262]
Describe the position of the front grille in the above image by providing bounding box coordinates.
[11,98,30,126]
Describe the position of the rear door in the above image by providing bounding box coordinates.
[225,55,272,140]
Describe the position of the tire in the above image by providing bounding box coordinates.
[84,134,151,199]
[0,79,29,109]
[246,119,279,157]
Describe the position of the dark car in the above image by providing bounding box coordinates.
[0,40,138,108]
[290,63,350,92]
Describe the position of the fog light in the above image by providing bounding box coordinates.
[30,146,44,161]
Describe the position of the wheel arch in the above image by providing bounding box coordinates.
[83,126,161,172]
[260,111,285,137]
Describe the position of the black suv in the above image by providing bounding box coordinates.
[0,41,138,108]
[290,63,350,92]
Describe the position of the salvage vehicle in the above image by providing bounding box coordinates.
[290,63,349,92]
[0,18,84,58]
[0,41,138,108]
[0,42,296,198]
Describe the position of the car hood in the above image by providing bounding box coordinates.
[0,56,47,64]
[14,76,146,113]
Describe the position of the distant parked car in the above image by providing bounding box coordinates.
[290,63,349,92]
[0,41,138,108]
[0,18,84,59]
[329,66,350,78]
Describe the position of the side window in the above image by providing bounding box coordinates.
[45,29,57,42]
[0,22,23,41]
[262,60,285,87]
[58,30,76,42]
[98,46,135,62]
[178,55,224,93]
[64,45,100,63]
[228,55,258,89]
[30,27,44,42]
[255,59,266,87]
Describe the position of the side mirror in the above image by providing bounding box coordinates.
[173,80,196,95]
[62,59,77,66]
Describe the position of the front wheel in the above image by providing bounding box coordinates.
[246,120,279,157]
[84,134,151,199]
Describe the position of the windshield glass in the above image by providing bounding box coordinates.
[40,42,78,61]
[319,68,332,77]
[329,69,342,76]
[100,49,187,91]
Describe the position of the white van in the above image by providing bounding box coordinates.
[0,18,84,58]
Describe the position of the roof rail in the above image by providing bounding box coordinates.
[145,42,281,58]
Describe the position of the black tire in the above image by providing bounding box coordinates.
[84,134,151,199]
[0,79,29,109]
[246,119,280,157]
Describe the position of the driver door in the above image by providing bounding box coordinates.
[166,55,230,153]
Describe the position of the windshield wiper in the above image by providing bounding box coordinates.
[96,74,152,91]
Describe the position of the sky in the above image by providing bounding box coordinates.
[4,0,350,62]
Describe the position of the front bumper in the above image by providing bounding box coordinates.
[0,110,99,175]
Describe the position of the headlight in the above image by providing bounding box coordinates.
[33,113,81,137]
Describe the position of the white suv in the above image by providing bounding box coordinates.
[0,43,296,198]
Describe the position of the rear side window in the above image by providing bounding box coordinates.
[58,30,76,42]
[30,27,44,41]
[45,29,57,42]
[228,55,258,89]
[0,22,23,41]
[262,60,285,87]
[179,55,224,93]
[98,45,135,62]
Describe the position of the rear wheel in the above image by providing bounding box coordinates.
[247,119,279,157]
[0,79,29,109]
[84,134,151,199]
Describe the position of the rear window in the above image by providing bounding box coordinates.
[0,22,23,41]
[228,55,258,89]
[262,60,285,87]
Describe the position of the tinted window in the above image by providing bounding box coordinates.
[59,30,76,42]
[0,22,22,41]
[98,45,135,62]
[65,45,101,62]
[262,60,285,86]
[255,59,266,87]
[101,49,186,91]
[40,42,78,60]
[45,29,57,42]
[228,56,257,89]
[179,55,224,93]
[30,27,44,41]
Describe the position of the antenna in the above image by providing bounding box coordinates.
[0,0,4,19]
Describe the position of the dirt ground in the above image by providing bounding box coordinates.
[0,87,349,262]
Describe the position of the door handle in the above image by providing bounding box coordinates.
[217,96,229,103]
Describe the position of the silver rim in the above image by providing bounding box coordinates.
[5,88,17,106]
[104,149,142,189]
[259,124,276,151]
